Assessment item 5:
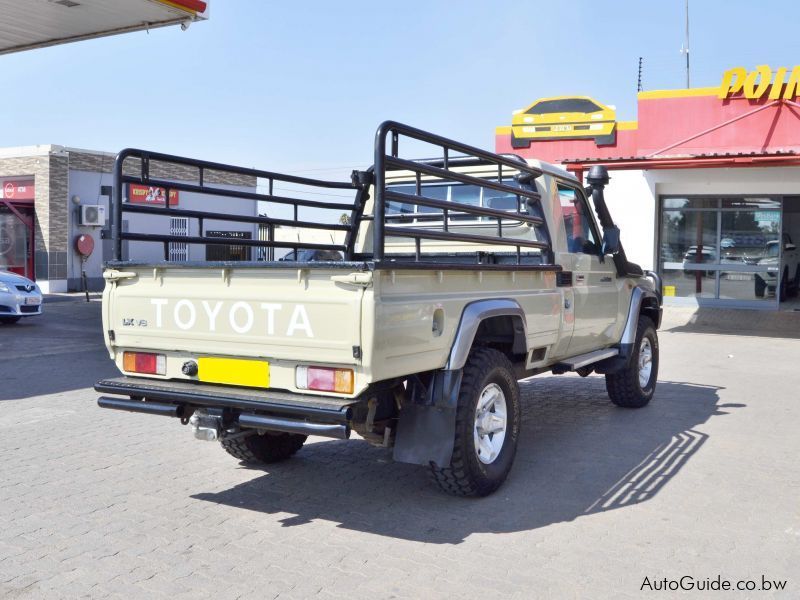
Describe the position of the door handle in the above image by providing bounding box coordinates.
[600,276,613,283]
[103,270,138,282]
[575,274,586,282]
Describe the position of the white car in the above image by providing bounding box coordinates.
[0,270,43,324]
[753,234,800,301]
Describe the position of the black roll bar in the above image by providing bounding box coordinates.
[372,121,552,264]
[111,148,362,261]
[110,121,555,267]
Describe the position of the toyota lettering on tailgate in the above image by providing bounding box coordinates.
[145,298,315,337]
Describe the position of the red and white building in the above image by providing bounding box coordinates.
[497,66,800,310]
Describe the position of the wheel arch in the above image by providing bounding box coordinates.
[445,299,528,370]
[621,285,662,345]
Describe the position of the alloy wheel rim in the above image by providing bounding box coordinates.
[473,383,508,465]
[638,337,653,388]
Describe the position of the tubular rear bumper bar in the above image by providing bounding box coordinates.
[95,377,354,439]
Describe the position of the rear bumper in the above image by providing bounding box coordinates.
[95,377,356,438]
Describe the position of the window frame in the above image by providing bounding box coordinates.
[556,181,604,257]
[657,194,783,309]
[385,178,532,226]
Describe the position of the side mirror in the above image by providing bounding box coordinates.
[602,226,621,255]
[786,243,797,252]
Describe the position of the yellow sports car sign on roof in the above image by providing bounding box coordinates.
[508,96,617,148]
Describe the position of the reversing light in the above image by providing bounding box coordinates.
[295,366,354,394]
[123,351,166,375]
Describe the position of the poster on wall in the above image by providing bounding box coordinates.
[127,183,179,206]
[0,179,35,200]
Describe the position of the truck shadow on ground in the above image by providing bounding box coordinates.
[193,377,736,544]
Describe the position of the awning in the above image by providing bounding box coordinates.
[0,0,209,55]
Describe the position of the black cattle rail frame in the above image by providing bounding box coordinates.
[111,120,555,267]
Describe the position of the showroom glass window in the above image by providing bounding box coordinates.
[659,197,781,307]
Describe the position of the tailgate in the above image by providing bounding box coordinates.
[104,265,367,366]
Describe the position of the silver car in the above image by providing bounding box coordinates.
[0,270,43,324]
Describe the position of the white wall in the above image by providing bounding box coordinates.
[650,166,800,197]
[67,169,113,284]
[599,169,657,270]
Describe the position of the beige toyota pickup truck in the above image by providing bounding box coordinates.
[96,121,662,496]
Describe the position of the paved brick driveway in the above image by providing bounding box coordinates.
[0,300,797,598]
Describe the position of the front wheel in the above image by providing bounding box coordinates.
[430,348,521,497]
[605,316,659,408]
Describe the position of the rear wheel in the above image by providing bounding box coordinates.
[221,431,307,464]
[605,316,658,408]
[0,316,21,324]
[430,348,521,497]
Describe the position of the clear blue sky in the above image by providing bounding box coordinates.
[2,0,800,177]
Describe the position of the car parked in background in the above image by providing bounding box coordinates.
[0,270,43,324]
[682,245,717,277]
[278,249,343,262]
[753,234,799,300]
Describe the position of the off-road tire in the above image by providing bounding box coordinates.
[221,431,307,464]
[754,275,766,298]
[430,348,521,497]
[606,315,658,408]
[0,316,21,324]
[779,268,789,302]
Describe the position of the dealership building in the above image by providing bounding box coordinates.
[0,146,257,292]
[496,65,800,310]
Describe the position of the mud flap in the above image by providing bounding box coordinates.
[593,343,634,374]
[392,370,462,467]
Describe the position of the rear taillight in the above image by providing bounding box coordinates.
[123,351,166,375]
[295,366,354,394]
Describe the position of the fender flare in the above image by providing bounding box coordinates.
[445,299,529,370]
[618,285,661,355]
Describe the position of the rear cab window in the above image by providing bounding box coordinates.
[386,177,550,246]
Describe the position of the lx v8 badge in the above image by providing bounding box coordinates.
[122,318,148,327]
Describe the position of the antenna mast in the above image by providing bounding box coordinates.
[682,0,690,87]
[637,56,644,92]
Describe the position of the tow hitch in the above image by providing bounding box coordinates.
[189,409,224,441]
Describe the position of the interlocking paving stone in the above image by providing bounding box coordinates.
[0,301,798,598]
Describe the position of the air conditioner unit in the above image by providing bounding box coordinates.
[80,205,106,227]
